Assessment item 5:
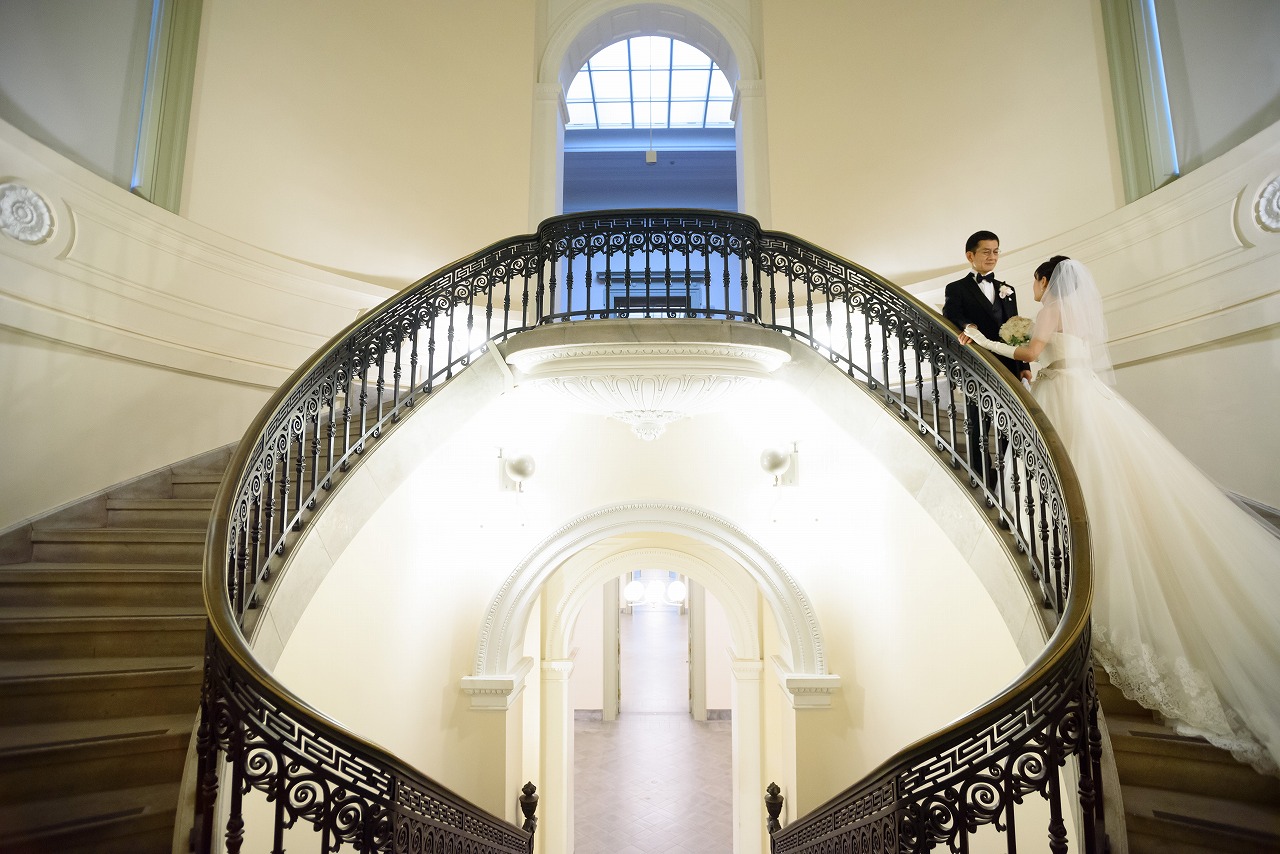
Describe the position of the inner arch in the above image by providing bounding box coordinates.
[471,501,830,680]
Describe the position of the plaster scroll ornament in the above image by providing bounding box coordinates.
[0,183,55,245]
[1257,176,1280,233]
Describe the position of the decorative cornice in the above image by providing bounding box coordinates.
[541,659,575,681]
[771,655,841,709]
[459,656,534,710]
[0,182,54,244]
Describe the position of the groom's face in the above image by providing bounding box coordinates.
[967,240,1000,275]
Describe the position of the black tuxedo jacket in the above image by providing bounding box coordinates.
[943,272,1029,379]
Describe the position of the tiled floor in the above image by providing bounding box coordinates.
[573,605,733,853]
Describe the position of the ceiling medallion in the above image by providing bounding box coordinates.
[1257,177,1280,233]
[0,183,55,245]
[506,341,791,440]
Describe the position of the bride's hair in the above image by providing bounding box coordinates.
[1033,257,1114,383]
[1034,254,1070,283]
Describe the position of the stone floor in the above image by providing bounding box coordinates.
[573,604,733,853]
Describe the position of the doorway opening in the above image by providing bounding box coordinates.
[571,573,734,853]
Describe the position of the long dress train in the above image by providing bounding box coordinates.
[1030,333,1280,774]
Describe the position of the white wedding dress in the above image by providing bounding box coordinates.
[1030,332,1280,774]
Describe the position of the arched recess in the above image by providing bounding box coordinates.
[541,1,758,90]
[470,501,829,682]
[545,540,760,663]
[529,0,772,223]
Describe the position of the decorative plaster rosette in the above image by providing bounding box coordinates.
[0,183,55,244]
[1257,177,1280,233]
[505,341,791,440]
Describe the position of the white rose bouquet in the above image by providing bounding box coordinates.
[999,316,1033,347]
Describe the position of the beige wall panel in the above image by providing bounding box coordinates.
[0,328,268,527]
[186,0,538,288]
[1116,325,1280,508]
[759,0,1123,285]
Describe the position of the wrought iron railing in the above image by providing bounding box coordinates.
[201,209,1098,853]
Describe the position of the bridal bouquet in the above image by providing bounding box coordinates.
[999,315,1033,347]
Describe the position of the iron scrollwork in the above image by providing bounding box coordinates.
[205,209,1094,854]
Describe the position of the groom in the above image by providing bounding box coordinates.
[943,230,1029,488]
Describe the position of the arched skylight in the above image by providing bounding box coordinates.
[565,36,734,130]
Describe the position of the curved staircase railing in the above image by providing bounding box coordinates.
[200,210,1099,852]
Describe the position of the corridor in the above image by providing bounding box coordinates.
[573,605,733,853]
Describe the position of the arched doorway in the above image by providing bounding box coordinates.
[468,502,840,854]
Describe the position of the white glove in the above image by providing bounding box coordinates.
[964,325,1018,359]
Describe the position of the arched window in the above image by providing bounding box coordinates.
[565,36,734,131]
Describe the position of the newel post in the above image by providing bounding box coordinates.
[519,781,539,851]
[765,781,784,838]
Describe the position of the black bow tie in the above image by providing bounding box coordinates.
[974,273,995,284]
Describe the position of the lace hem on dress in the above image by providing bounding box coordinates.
[1094,624,1278,776]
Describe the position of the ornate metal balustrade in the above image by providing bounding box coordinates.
[202,209,1098,853]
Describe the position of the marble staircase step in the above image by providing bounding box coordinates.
[106,498,214,529]
[0,713,193,803]
[1123,783,1280,854]
[0,607,206,659]
[0,563,201,607]
[0,780,179,854]
[30,527,205,564]
[0,656,202,723]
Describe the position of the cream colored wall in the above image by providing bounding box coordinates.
[0,120,389,529]
[752,0,1126,285]
[569,585,605,710]
[185,0,538,289]
[758,0,1123,285]
[706,589,734,710]
[0,329,265,526]
[1115,325,1280,504]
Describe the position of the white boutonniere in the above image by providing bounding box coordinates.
[998,285,1014,300]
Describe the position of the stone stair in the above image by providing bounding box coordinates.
[0,449,228,854]
[1096,668,1280,853]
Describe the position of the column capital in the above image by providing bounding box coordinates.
[460,657,534,710]
[731,78,765,121]
[533,82,569,124]
[541,658,575,681]
[771,655,841,709]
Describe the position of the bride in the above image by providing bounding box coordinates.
[961,256,1280,774]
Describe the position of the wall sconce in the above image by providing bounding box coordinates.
[498,450,535,492]
[760,443,798,487]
